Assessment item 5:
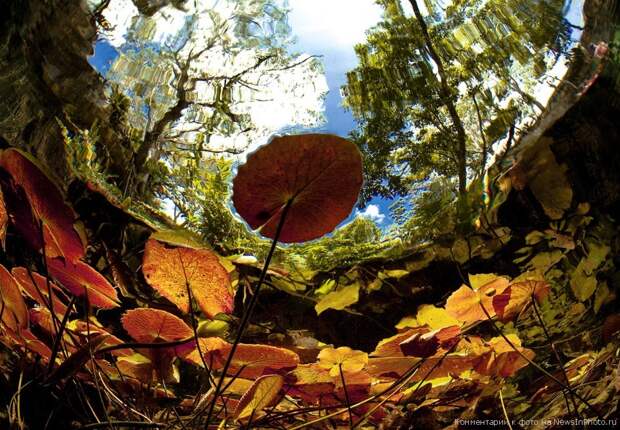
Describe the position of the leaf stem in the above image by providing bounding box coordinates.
[339,363,354,428]
[204,199,293,425]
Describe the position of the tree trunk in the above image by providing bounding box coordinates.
[408,0,468,196]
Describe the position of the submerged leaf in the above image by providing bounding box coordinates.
[47,257,119,309]
[0,187,7,249]
[234,374,283,420]
[142,238,233,317]
[12,267,69,316]
[315,283,360,315]
[415,304,460,329]
[317,346,368,377]
[232,134,363,243]
[0,148,84,261]
[0,264,28,332]
[121,308,193,344]
[186,338,300,378]
[445,276,510,323]
[492,278,550,321]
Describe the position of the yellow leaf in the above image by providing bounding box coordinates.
[315,283,359,315]
[234,374,283,420]
[594,282,611,314]
[451,239,469,264]
[318,346,368,377]
[468,273,501,290]
[526,250,564,272]
[395,315,417,330]
[383,269,409,279]
[315,279,336,295]
[415,304,460,329]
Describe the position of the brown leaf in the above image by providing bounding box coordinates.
[232,134,363,243]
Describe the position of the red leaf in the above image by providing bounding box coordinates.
[232,134,363,243]
[142,238,233,317]
[399,331,439,358]
[0,187,7,249]
[12,267,69,316]
[47,257,119,308]
[0,148,84,261]
[0,263,28,332]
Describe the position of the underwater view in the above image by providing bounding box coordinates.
[1,0,620,428]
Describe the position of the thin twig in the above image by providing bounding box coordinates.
[339,363,354,428]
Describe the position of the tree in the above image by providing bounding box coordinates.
[344,0,570,205]
[97,0,326,199]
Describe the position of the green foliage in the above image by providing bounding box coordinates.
[289,216,392,271]
[391,177,457,244]
[344,0,570,204]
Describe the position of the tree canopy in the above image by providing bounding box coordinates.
[344,0,571,205]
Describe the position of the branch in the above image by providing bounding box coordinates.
[263,55,321,72]
[471,90,488,176]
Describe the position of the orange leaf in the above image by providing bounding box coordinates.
[445,276,510,323]
[142,238,233,317]
[232,134,363,243]
[474,334,534,377]
[121,308,193,344]
[367,355,472,381]
[372,327,429,357]
[0,148,84,261]
[234,374,284,420]
[121,309,194,383]
[47,257,119,309]
[0,263,28,332]
[493,279,550,322]
[186,338,300,379]
[0,187,7,249]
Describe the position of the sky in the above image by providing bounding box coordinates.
[287,0,391,226]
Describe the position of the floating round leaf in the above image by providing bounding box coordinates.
[232,134,363,243]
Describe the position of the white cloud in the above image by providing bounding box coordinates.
[288,0,383,51]
[358,204,385,224]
